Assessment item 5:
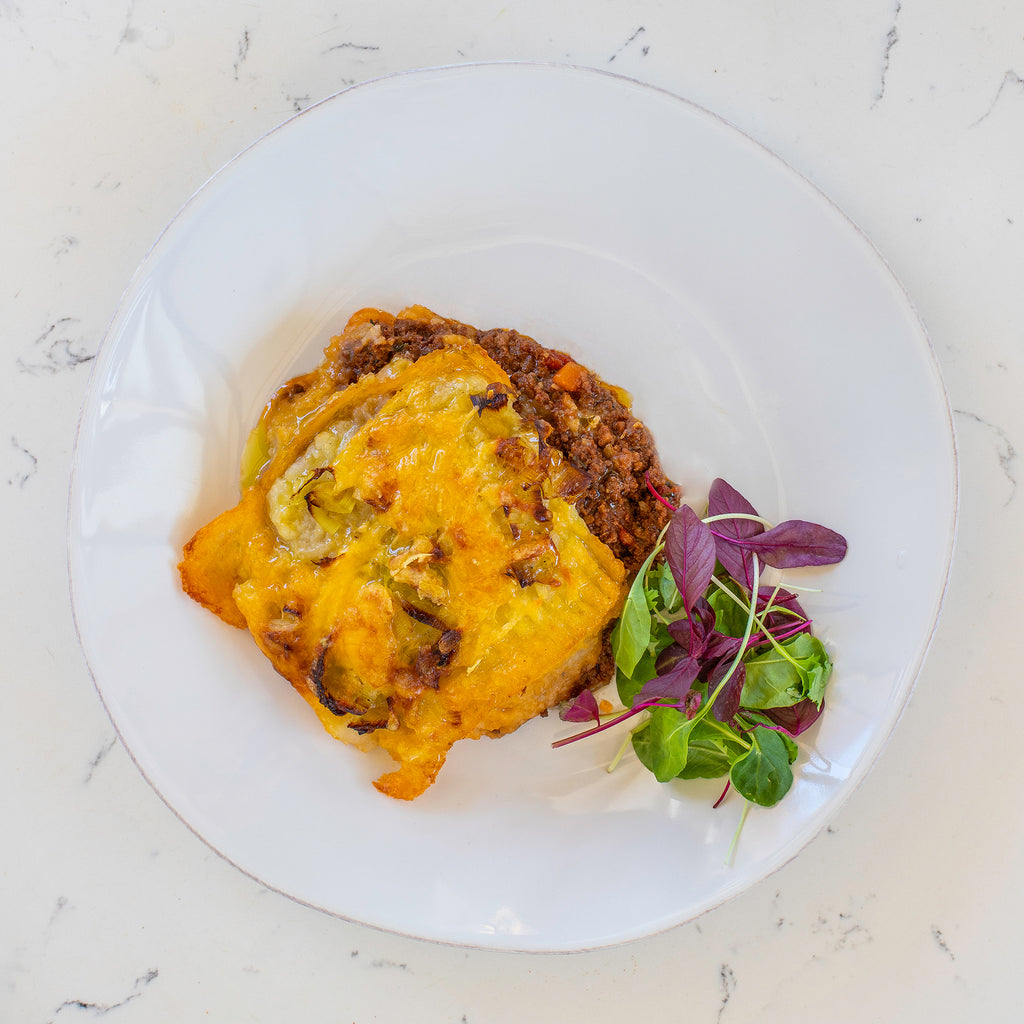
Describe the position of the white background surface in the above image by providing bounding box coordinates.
[2,1,1020,1020]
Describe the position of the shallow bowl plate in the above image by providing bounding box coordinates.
[69,63,957,952]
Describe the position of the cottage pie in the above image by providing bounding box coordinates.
[179,306,674,799]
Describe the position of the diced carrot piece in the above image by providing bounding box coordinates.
[552,360,586,392]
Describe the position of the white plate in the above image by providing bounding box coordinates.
[69,63,957,952]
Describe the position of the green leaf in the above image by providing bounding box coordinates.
[779,730,799,764]
[652,560,682,613]
[708,586,749,638]
[610,546,661,677]
[676,719,749,780]
[610,591,651,678]
[615,651,654,708]
[614,619,672,707]
[729,727,794,806]
[631,706,699,782]
[740,634,832,709]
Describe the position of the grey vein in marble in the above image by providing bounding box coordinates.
[111,0,172,63]
[53,969,158,1019]
[323,40,381,55]
[370,958,410,971]
[0,0,27,39]
[85,736,117,783]
[971,70,1024,127]
[93,174,122,192]
[954,408,1017,503]
[872,0,902,107]
[17,317,94,375]
[51,235,79,259]
[608,25,648,63]
[7,436,37,487]
[284,91,313,113]
[932,926,956,961]
[114,0,137,54]
[233,28,250,80]
[717,964,736,1022]
[812,908,874,953]
[47,896,69,929]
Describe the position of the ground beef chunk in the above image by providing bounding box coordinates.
[325,312,677,578]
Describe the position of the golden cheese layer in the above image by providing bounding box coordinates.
[180,312,627,799]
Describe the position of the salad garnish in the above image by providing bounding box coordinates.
[556,477,847,828]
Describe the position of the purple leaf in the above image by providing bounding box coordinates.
[707,479,764,586]
[704,632,743,661]
[667,619,697,653]
[559,688,601,723]
[667,597,716,658]
[684,689,702,719]
[694,597,717,648]
[635,656,701,706]
[761,698,824,736]
[655,642,689,676]
[695,597,717,633]
[709,659,745,722]
[664,504,717,615]
[726,519,847,568]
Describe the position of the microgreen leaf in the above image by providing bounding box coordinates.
[708,587,750,639]
[668,597,716,658]
[677,719,750,780]
[666,619,698,656]
[664,504,717,616]
[610,545,661,676]
[704,632,743,661]
[653,560,683,613]
[634,656,700,706]
[615,625,673,708]
[778,730,799,764]
[631,706,699,782]
[707,478,764,586]
[722,519,847,568]
[729,726,794,807]
[559,688,601,724]
[740,634,832,709]
[760,697,825,736]
[709,658,746,722]
[654,642,689,677]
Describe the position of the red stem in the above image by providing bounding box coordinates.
[644,472,678,512]
[551,698,680,748]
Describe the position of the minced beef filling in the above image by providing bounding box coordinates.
[327,314,677,579]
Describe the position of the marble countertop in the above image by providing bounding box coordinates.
[3,1,1021,1020]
